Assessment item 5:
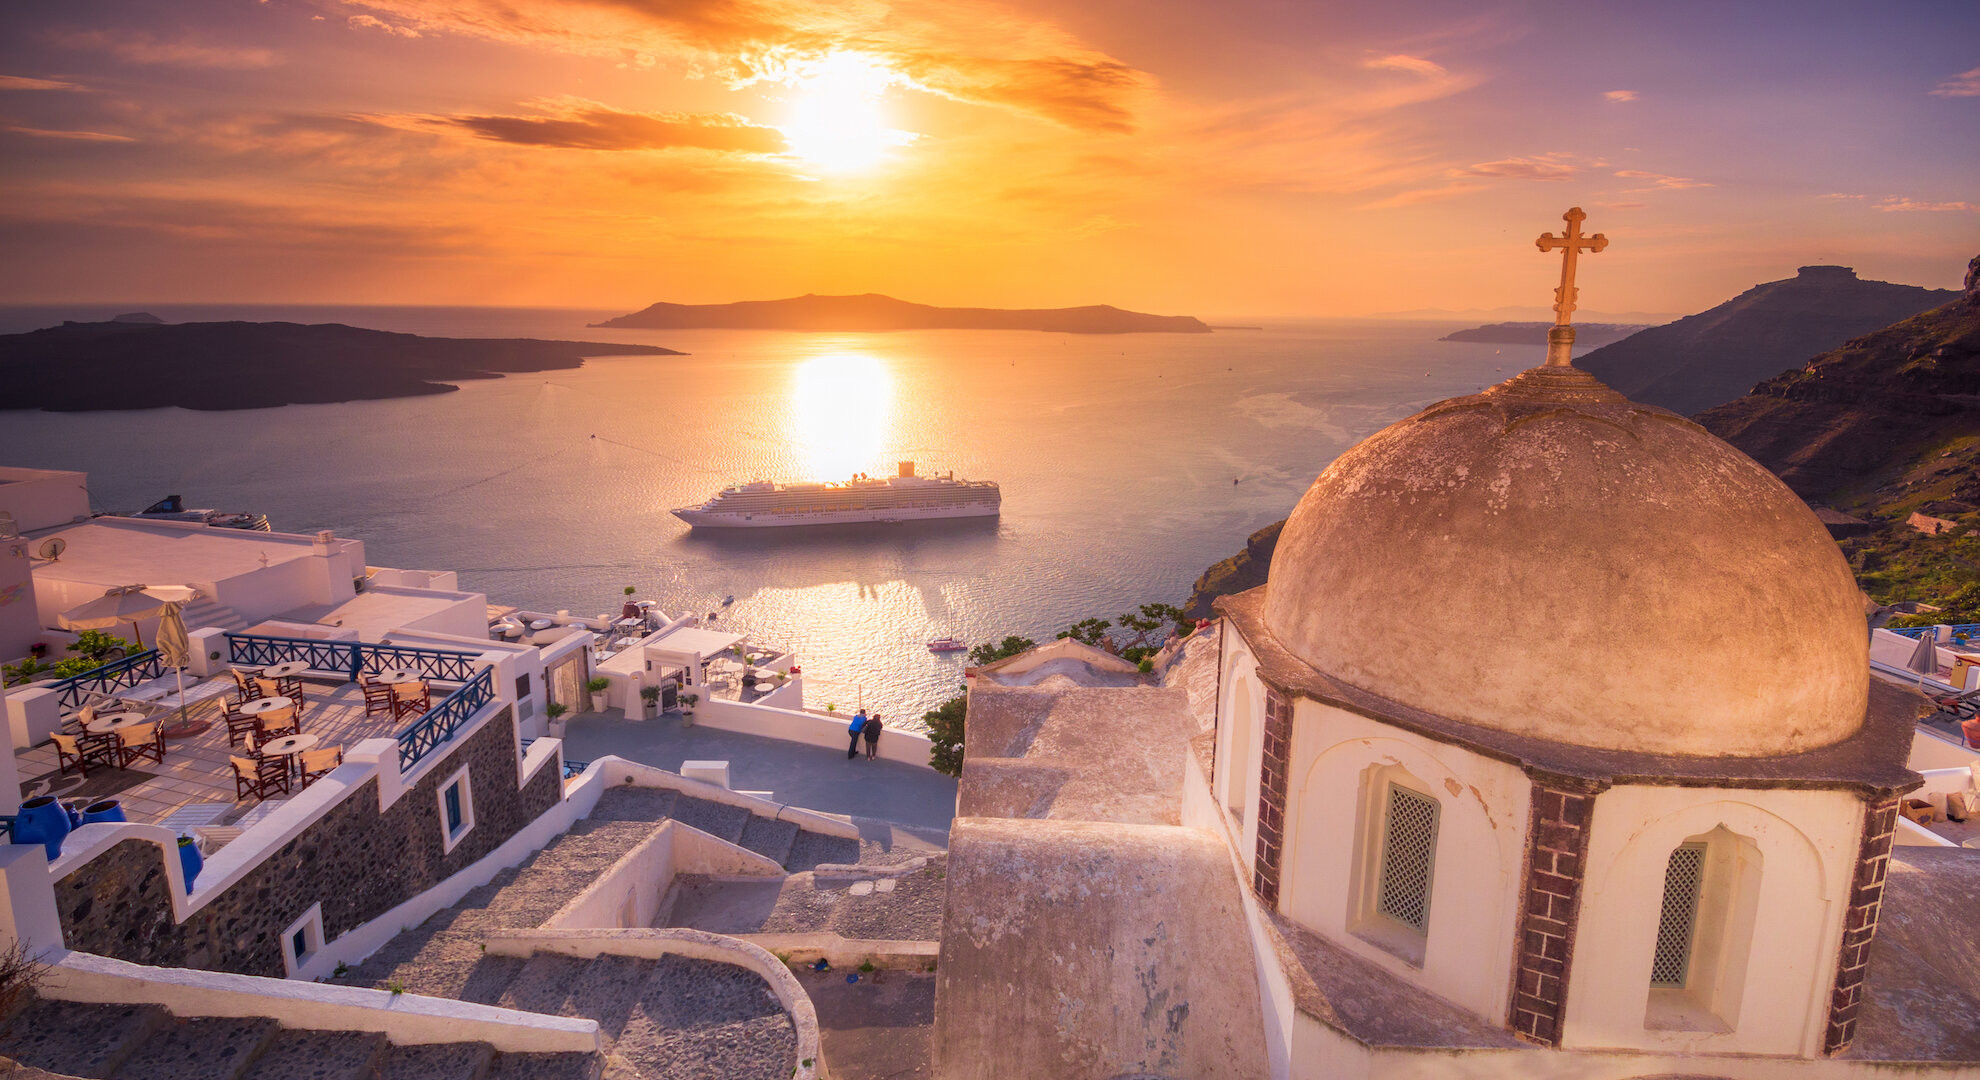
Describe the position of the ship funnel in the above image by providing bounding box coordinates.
[898,460,916,478]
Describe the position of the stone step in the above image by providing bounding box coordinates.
[738,816,800,867]
[0,999,167,1078]
[566,955,658,1044]
[494,953,589,1015]
[784,829,862,872]
[668,796,750,844]
[240,1029,388,1080]
[485,1051,602,1080]
[610,957,796,1080]
[457,955,530,1007]
[377,1041,494,1080]
[113,1016,279,1080]
[587,787,680,822]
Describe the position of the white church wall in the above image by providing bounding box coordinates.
[1216,635,1267,875]
[1277,700,1531,1023]
[1564,785,1860,1059]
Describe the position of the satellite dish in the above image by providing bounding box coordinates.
[36,538,66,562]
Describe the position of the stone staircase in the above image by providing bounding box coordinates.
[331,786,861,1080]
[0,998,595,1080]
[182,597,251,634]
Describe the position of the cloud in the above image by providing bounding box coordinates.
[1603,89,1637,102]
[0,124,132,142]
[1366,54,1448,79]
[1361,181,1483,209]
[1614,168,1708,190]
[348,14,420,38]
[47,29,279,69]
[1874,196,1977,212]
[1930,67,1980,97]
[1459,156,1575,181]
[1818,192,1866,200]
[0,75,86,92]
[383,98,787,153]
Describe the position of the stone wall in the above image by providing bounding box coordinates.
[1506,776,1601,1046]
[1250,687,1293,906]
[55,706,559,977]
[1823,794,1899,1055]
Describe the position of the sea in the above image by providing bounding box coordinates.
[0,304,1543,731]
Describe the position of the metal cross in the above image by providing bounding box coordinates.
[1536,206,1607,328]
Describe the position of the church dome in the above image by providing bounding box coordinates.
[1260,363,1868,758]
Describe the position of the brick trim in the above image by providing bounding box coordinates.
[1823,795,1899,1055]
[1506,777,1601,1046]
[1251,688,1295,906]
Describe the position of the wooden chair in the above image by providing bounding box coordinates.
[253,677,285,701]
[116,721,165,768]
[222,699,262,747]
[256,705,298,740]
[391,681,431,719]
[53,731,117,778]
[298,746,343,787]
[230,755,289,800]
[63,703,100,735]
[275,674,303,700]
[228,669,257,703]
[361,677,393,717]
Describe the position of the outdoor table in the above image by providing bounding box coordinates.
[160,802,233,834]
[530,619,555,631]
[258,733,319,760]
[260,661,308,679]
[375,667,419,685]
[84,712,150,735]
[240,696,295,718]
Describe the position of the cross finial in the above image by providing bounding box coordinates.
[1535,207,1608,366]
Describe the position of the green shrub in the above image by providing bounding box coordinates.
[925,694,967,777]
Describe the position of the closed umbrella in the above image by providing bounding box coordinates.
[58,585,170,648]
[1907,630,1941,687]
[154,598,195,732]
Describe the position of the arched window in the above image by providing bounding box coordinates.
[1645,826,1762,1032]
[1350,767,1441,966]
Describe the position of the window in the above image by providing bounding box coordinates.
[515,673,531,701]
[1375,784,1439,933]
[280,903,325,978]
[1651,843,1705,988]
[436,765,476,854]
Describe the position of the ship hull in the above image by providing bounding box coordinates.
[673,502,999,528]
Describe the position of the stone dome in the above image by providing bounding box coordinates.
[1261,363,1867,758]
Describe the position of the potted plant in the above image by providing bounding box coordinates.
[680,692,698,726]
[639,684,661,718]
[546,701,569,722]
[585,676,611,713]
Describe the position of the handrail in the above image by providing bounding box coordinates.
[225,633,480,684]
[1887,624,1980,641]
[49,650,165,711]
[397,667,496,771]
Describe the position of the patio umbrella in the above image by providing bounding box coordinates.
[154,598,194,731]
[58,584,169,647]
[1907,630,1940,687]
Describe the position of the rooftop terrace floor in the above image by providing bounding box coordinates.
[16,675,408,828]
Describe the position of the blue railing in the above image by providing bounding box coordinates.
[1887,624,1980,641]
[226,633,480,684]
[562,759,590,779]
[397,666,496,771]
[50,650,165,711]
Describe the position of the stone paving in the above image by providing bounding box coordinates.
[14,673,416,826]
[663,855,948,941]
[800,970,935,1080]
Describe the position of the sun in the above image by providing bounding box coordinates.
[778,52,917,174]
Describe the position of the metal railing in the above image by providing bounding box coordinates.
[49,650,165,711]
[562,759,590,779]
[397,666,496,771]
[226,633,481,684]
[1887,623,1980,641]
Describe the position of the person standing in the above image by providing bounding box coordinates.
[863,713,883,760]
[847,708,867,759]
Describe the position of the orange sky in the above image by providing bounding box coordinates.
[1,0,1975,316]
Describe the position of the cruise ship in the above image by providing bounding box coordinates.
[673,461,1000,528]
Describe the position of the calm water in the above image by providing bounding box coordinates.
[0,304,1535,728]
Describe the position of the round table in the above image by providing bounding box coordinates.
[261,661,308,679]
[258,733,319,759]
[530,619,555,631]
[84,712,150,735]
[375,668,420,685]
[240,696,295,717]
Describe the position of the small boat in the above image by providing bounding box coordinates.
[927,636,966,653]
[722,595,735,606]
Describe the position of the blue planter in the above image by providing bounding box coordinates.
[177,838,202,889]
[63,802,84,829]
[80,800,126,825]
[15,796,70,861]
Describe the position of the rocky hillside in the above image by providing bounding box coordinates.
[593,293,1211,334]
[1577,265,1957,414]
[1183,520,1282,618]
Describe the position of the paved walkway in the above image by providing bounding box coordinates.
[561,711,958,839]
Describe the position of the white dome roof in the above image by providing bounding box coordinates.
[1261,364,1867,758]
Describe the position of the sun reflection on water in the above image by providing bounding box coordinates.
[792,352,894,481]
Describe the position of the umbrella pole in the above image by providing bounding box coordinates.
[130,620,144,648]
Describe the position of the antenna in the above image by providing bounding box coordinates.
[35,538,66,562]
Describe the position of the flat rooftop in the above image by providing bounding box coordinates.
[25,518,321,588]
[278,587,479,643]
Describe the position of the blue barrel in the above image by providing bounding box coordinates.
[177,837,202,889]
[80,800,126,825]
[15,796,71,860]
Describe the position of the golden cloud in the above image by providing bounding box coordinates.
[375,98,788,153]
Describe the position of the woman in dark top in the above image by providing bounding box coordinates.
[863,714,883,760]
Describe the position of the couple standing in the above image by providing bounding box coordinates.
[846,708,883,760]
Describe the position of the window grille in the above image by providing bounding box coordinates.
[1376,784,1439,933]
[1651,843,1706,987]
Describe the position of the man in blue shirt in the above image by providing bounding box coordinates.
[847,709,867,759]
